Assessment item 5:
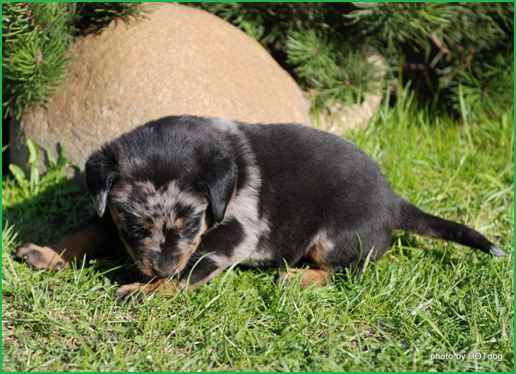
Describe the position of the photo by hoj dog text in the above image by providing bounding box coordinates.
[16,115,506,302]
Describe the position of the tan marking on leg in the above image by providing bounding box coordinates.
[15,243,68,270]
[309,243,330,268]
[16,223,109,271]
[280,268,332,287]
[278,237,332,287]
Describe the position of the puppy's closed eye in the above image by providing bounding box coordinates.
[179,218,201,238]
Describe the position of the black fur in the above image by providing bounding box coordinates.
[85,149,119,217]
[196,156,237,223]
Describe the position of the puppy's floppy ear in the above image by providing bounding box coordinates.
[85,149,118,217]
[197,156,236,223]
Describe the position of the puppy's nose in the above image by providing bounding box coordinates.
[152,266,175,278]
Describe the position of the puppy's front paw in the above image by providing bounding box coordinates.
[114,282,149,304]
[113,278,183,303]
[15,243,69,271]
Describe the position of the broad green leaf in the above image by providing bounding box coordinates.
[27,138,39,165]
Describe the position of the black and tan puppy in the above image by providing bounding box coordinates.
[16,115,506,301]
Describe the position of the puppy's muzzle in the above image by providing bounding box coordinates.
[147,251,178,278]
[152,266,176,278]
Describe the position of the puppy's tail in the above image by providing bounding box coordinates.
[397,199,506,256]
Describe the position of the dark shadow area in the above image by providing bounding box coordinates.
[3,114,11,175]
[2,172,138,290]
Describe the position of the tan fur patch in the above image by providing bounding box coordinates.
[174,217,184,229]
[175,216,208,274]
[175,251,192,276]
[309,243,329,267]
[281,268,332,287]
[15,243,67,270]
[142,219,152,231]
[107,203,120,226]
[307,230,334,268]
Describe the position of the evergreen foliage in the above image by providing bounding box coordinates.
[2,2,150,118]
[189,2,514,118]
[3,3,513,120]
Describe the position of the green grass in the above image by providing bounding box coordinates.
[2,95,514,371]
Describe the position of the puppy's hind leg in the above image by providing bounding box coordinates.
[278,240,335,287]
[15,213,121,271]
[279,268,332,287]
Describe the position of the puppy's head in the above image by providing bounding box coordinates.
[106,179,210,279]
[85,127,236,278]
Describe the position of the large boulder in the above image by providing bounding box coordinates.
[10,3,311,182]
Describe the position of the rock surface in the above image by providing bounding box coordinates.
[10,3,311,181]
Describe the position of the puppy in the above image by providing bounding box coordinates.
[16,115,506,301]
